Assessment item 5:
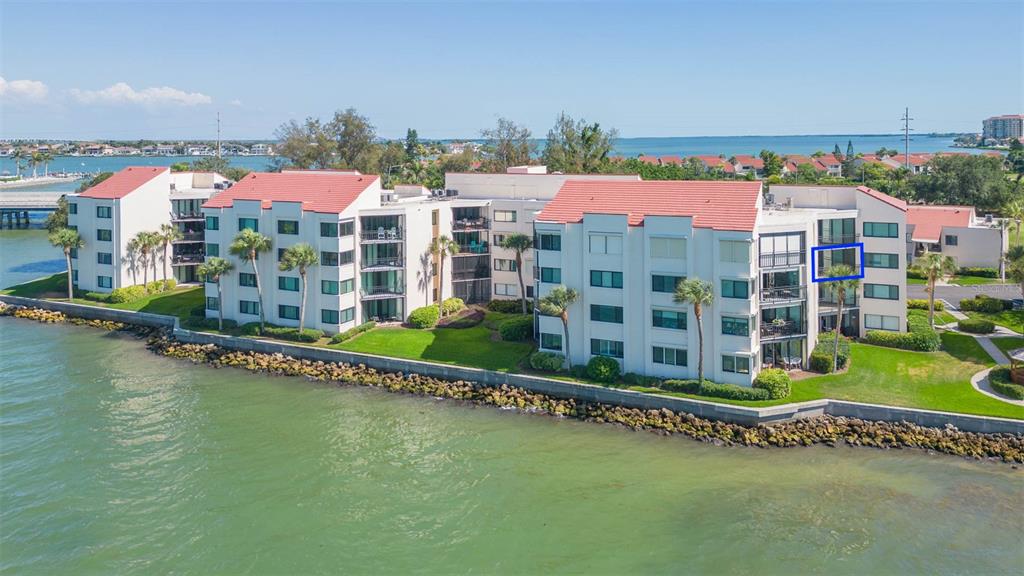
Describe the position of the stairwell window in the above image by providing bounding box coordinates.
[340,250,354,265]
[339,221,355,237]
[590,234,622,255]
[720,240,750,263]
[650,237,685,259]
[339,279,354,294]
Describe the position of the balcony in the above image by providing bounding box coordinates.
[760,285,806,304]
[172,212,204,222]
[360,284,405,299]
[818,234,859,245]
[361,256,404,270]
[452,217,489,230]
[759,251,805,268]
[455,241,489,255]
[818,295,859,311]
[173,231,204,243]
[361,228,403,243]
[760,320,807,340]
[172,254,205,265]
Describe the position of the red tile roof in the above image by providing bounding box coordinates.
[784,155,827,171]
[693,156,736,173]
[816,154,842,166]
[889,153,933,166]
[537,180,762,231]
[202,171,380,213]
[638,155,660,165]
[856,185,907,211]
[733,155,764,168]
[907,205,974,243]
[660,155,683,165]
[77,166,168,199]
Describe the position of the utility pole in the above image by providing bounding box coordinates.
[901,107,913,170]
[216,111,221,159]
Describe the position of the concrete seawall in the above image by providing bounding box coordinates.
[3,294,1023,435]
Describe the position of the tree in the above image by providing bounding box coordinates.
[191,156,230,174]
[76,172,114,193]
[537,286,579,368]
[481,117,534,171]
[11,148,26,177]
[405,128,420,161]
[132,231,158,287]
[158,223,182,282]
[429,235,460,316]
[673,279,714,382]
[1005,198,1024,246]
[45,196,68,233]
[278,243,318,333]
[1006,138,1024,182]
[230,229,273,333]
[29,151,43,178]
[273,117,336,169]
[329,108,377,169]
[170,162,191,172]
[876,147,898,158]
[910,253,957,328]
[541,112,618,173]
[833,144,844,164]
[48,228,83,301]
[499,233,533,313]
[196,257,234,331]
[759,149,783,177]
[1005,245,1024,299]
[824,264,861,372]
[39,151,53,176]
[911,154,1013,211]
[125,236,140,285]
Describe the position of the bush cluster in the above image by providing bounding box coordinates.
[407,306,440,329]
[184,317,238,330]
[109,285,148,304]
[622,372,663,387]
[958,267,998,278]
[440,297,465,316]
[586,356,621,383]
[906,269,926,280]
[863,316,941,352]
[809,331,851,373]
[988,367,1024,400]
[84,291,112,303]
[907,299,944,311]
[661,379,772,401]
[329,321,376,344]
[528,351,565,372]
[145,279,176,293]
[498,315,533,341]
[959,295,1011,313]
[752,368,791,399]
[486,299,532,314]
[957,318,995,334]
[261,325,325,343]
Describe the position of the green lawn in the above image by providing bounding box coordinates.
[906,276,926,285]
[950,275,1001,286]
[967,310,1024,334]
[908,307,956,326]
[1,272,68,297]
[991,336,1024,357]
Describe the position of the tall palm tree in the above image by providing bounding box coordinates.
[278,243,319,333]
[125,236,140,285]
[141,231,162,288]
[30,151,43,178]
[158,223,182,282]
[48,228,83,301]
[538,285,579,368]
[1005,245,1024,300]
[998,218,1011,281]
[230,228,273,333]
[11,149,25,178]
[1005,199,1024,246]
[133,231,155,287]
[824,264,861,372]
[197,257,234,331]
[39,151,53,176]
[910,252,957,328]
[673,279,714,382]
[499,233,533,314]
[429,235,460,316]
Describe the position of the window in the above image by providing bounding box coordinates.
[277,220,298,235]
[206,243,219,257]
[278,276,300,291]
[541,333,562,351]
[864,252,899,269]
[495,283,518,296]
[590,270,623,288]
[278,305,300,320]
[650,237,686,259]
[321,309,339,324]
[652,274,684,293]
[591,339,624,358]
[492,234,506,245]
[721,316,750,336]
[96,205,111,218]
[322,280,339,295]
[339,221,354,237]
[340,307,355,324]
[97,229,112,241]
[590,304,623,324]
[720,240,750,263]
[339,250,354,265]
[540,267,561,283]
[653,346,687,366]
[652,309,686,330]
[206,297,219,311]
[431,211,439,226]
[722,354,750,374]
[205,216,219,230]
[589,233,623,255]
[68,203,77,215]
[864,283,899,300]
[320,222,338,237]
[339,279,354,294]
[238,217,258,232]
[721,279,750,299]
[945,235,958,246]
[70,247,78,260]
[321,251,339,266]
[865,314,900,331]
[97,275,112,289]
[239,273,257,287]
[536,233,561,251]
[72,270,78,283]
[494,258,518,271]
[493,210,517,222]
[68,225,77,232]
[97,252,112,265]
[863,222,898,238]
[277,248,287,262]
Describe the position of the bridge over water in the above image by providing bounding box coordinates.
[0,191,65,228]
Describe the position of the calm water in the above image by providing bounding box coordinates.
[1,231,1023,574]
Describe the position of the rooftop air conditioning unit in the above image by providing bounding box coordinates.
[765,193,775,205]
[985,214,993,223]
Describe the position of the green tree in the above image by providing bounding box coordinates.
[499,233,533,313]
[48,228,83,301]
[911,154,1012,211]
[481,117,534,171]
[405,128,420,161]
[170,162,191,172]
[158,223,182,282]
[274,117,336,169]
[538,286,579,368]
[131,231,158,287]
[125,236,141,285]
[910,253,957,328]
[190,156,230,174]
[673,279,714,382]
[39,151,53,176]
[833,144,844,164]
[1005,199,1024,246]
[824,264,861,371]
[1005,245,1024,299]
[76,172,114,193]
[30,151,43,178]
[329,108,377,170]
[1006,138,1024,182]
[196,257,234,331]
[278,243,319,333]
[759,149,783,177]
[11,148,26,177]
[541,112,618,173]
[429,235,460,316]
[45,196,68,233]
[230,229,273,333]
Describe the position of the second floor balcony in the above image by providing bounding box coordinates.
[361,227,404,242]
[361,255,404,270]
[360,284,405,299]
[760,319,807,339]
[452,217,489,230]
[818,233,859,245]
[760,285,806,304]
[172,253,205,265]
[171,211,204,222]
[759,251,805,269]
[456,240,489,255]
[173,231,204,243]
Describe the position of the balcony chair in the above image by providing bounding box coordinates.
[377,227,385,240]
[388,227,397,240]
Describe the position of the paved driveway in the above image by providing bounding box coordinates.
[907,282,1022,305]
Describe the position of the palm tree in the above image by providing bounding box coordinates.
[1005,199,1024,246]
[429,235,460,316]
[133,231,155,287]
[158,223,182,282]
[499,233,533,314]
[998,218,1011,281]
[230,228,273,333]
[824,264,861,372]
[11,149,25,178]
[910,252,957,328]
[197,257,234,331]
[39,151,53,176]
[673,279,714,382]
[30,151,43,178]
[278,243,319,333]
[48,228,83,301]
[125,236,140,285]
[1005,245,1024,299]
[538,286,579,368]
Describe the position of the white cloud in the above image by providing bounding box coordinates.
[0,76,49,101]
[70,82,212,106]
[230,99,243,106]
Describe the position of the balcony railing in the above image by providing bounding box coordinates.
[818,234,859,245]
[759,251,805,268]
[760,320,807,339]
[360,228,403,242]
[172,212,204,222]
[173,231,204,242]
[455,241,489,255]
[818,296,859,310]
[760,285,806,304]
[452,217,489,230]
[172,254,205,265]
[359,285,404,298]
[361,256,404,270]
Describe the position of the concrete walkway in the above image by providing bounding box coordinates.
[935,299,1023,405]
[972,368,1024,407]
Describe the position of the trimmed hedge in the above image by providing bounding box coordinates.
[810,331,850,373]
[958,267,998,278]
[661,379,772,401]
[83,291,112,303]
[958,318,995,334]
[960,295,1011,313]
[863,315,940,352]
[407,306,440,329]
[623,372,663,387]
[529,351,565,372]
[262,325,325,343]
[989,367,1024,400]
[329,321,376,344]
[441,297,465,316]
[586,356,621,383]
[907,269,926,280]
[498,315,533,341]
[183,317,238,330]
[907,299,944,311]
[753,368,791,399]
[109,285,147,304]
[486,299,532,314]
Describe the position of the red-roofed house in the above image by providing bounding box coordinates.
[731,155,765,177]
[659,155,683,166]
[906,204,1008,268]
[882,153,934,174]
[638,155,660,165]
[814,154,843,177]
[692,155,735,174]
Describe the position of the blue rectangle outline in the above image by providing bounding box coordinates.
[811,242,865,282]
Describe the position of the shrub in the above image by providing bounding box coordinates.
[586,356,621,383]
[958,318,995,334]
[407,306,439,329]
[146,280,167,293]
[989,367,1024,400]
[906,269,926,280]
[529,351,565,372]
[623,372,663,387]
[863,328,940,352]
[441,297,465,316]
[498,315,533,341]
[959,295,1009,313]
[183,317,237,330]
[661,379,771,401]
[108,285,147,304]
[329,321,376,344]
[83,291,112,303]
[162,278,177,291]
[240,322,263,336]
[261,325,324,343]
[569,364,589,379]
[809,351,835,374]
[753,368,791,399]
[810,332,850,373]
[907,299,944,311]
[486,299,532,314]
[958,267,998,278]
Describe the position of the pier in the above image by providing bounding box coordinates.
[0,191,65,228]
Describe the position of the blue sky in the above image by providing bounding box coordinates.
[1,0,1021,140]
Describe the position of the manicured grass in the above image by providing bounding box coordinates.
[906,276,926,285]
[950,275,1001,286]
[967,310,1024,334]
[908,307,956,326]
[1,272,68,297]
[80,287,205,321]
[991,336,1024,357]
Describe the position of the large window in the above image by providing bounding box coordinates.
[590,234,622,255]
[722,354,750,374]
[864,283,899,300]
[720,240,750,263]
[653,346,687,366]
[590,270,623,288]
[279,276,300,291]
[540,333,562,351]
[494,259,518,271]
[97,229,112,242]
[652,309,686,330]
[945,235,958,246]
[275,220,297,235]
[863,222,898,238]
[721,316,750,336]
[205,216,219,230]
[321,309,339,324]
[721,279,750,299]
[279,305,300,320]
[536,233,561,251]
[97,252,112,265]
[206,296,219,311]
[540,267,561,283]
[493,210,517,222]
[340,250,354,265]
[240,300,260,315]
[340,307,355,323]
[591,339,624,358]
[238,218,258,232]
[591,304,623,324]
[321,251,339,266]
[97,275,112,289]
[865,314,900,331]
[339,221,354,237]
[652,274,684,293]
[322,280,340,295]
[864,252,899,269]
[495,283,518,296]
[206,243,219,257]
[320,222,338,237]
[650,237,686,259]
[96,205,112,218]
[339,279,354,294]
[239,272,257,287]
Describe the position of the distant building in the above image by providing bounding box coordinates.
[906,205,1008,269]
[982,115,1024,140]
[249,143,273,155]
[731,155,765,177]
